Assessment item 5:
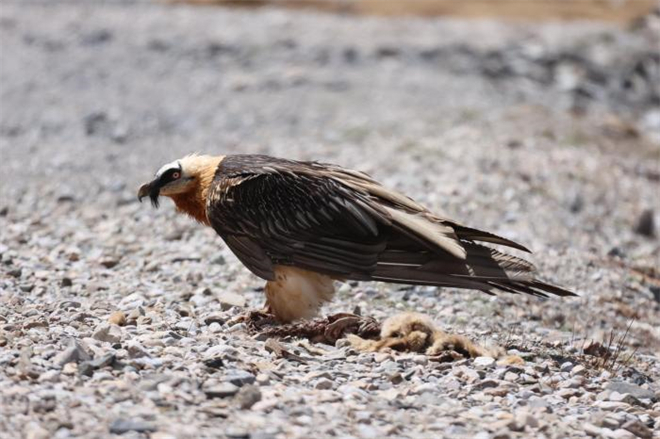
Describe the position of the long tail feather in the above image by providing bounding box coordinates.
[372,241,575,298]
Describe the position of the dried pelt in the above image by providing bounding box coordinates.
[253,312,381,345]
[348,312,516,362]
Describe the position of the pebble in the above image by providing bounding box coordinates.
[606,382,655,400]
[223,370,256,387]
[560,362,573,372]
[633,209,655,237]
[571,365,586,376]
[109,419,156,434]
[25,423,49,439]
[92,324,122,344]
[621,419,653,439]
[256,373,270,385]
[108,311,126,326]
[235,385,262,409]
[314,378,334,390]
[204,383,240,399]
[595,401,632,411]
[208,322,223,333]
[474,357,496,368]
[127,341,150,359]
[37,370,60,383]
[217,292,247,310]
[53,339,92,366]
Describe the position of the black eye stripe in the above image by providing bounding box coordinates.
[160,168,181,183]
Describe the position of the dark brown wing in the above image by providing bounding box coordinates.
[206,154,575,298]
[206,155,392,280]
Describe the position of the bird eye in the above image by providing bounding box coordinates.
[172,172,181,179]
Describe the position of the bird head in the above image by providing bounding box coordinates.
[137,154,223,208]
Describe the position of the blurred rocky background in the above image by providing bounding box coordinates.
[1,1,659,438]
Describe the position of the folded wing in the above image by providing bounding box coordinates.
[206,154,574,298]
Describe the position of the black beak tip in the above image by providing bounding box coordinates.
[138,182,159,208]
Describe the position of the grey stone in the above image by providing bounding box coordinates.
[235,385,262,409]
[78,353,117,376]
[473,357,496,368]
[314,378,333,390]
[223,370,256,387]
[633,209,655,237]
[217,292,246,310]
[606,382,656,401]
[109,419,156,434]
[92,324,122,344]
[204,383,239,399]
[53,339,92,367]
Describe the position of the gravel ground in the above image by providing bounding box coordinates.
[1,2,659,439]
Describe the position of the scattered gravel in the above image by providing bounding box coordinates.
[0,2,658,438]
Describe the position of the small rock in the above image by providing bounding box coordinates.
[25,423,49,439]
[560,362,574,372]
[568,192,584,213]
[217,292,246,310]
[557,388,580,399]
[53,339,92,366]
[223,370,256,387]
[204,383,239,399]
[109,419,156,434]
[23,317,48,329]
[595,401,631,411]
[203,356,225,369]
[411,354,428,365]
[235,385,261,409]
[61,363,77,375]
[650,286,660,303]
[204,313,227,325]
[571,365,586,376]
[256,373,270,385]
[414,383,436,394]
[601,416,622,429]
[92,324,122,344]
[583,423,603,437]
[108,311,126,326]
[127,342,150,359]
[474,356,496,368]
[99,257,120,269]
[621,419,652,439]
[208,322,222,333]
[59,300,81,309]
[484,387,510,397]
[225,428,250,439]
[559,377,584,389]
[61,277,73,287]
[633,209,655,237]
[389,372,404,384]
[516,413,539,429]
[38,370,60,383]
[606,382,655,401]
[475,379,499,390]
[609,428,637,439]
[78,353,116,376]
[314,378,333,390]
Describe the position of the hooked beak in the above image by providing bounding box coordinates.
[137,180,161,207]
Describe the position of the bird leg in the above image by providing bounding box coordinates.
[264,266,335,323]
